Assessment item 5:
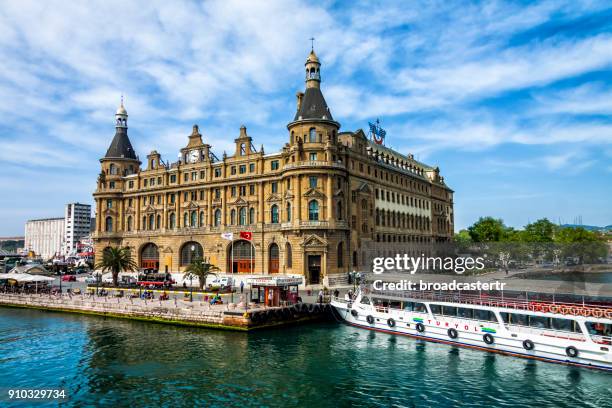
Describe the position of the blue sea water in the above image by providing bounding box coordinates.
[0,308,610,407]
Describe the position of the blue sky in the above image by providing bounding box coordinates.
[0,0,611,236]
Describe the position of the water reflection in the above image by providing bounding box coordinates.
[0,309,610,408]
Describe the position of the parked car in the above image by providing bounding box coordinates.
[85,276,99,284]
[61,275,76,282]
[211,277,233,288]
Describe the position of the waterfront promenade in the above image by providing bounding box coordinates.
[0,292,329,330]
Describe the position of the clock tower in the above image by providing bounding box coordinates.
[180,124,210,163]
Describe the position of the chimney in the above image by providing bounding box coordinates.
[296,92,304,111]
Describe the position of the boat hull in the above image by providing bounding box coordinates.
[332,301,612,372]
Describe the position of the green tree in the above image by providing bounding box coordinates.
[183,258,220,290]
[468,217,508,242]
[454,229,472,244]
[94,247,138,286]
[523,218,556,242]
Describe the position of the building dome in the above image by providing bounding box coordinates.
[306,49,319,64]
[116,103,127,116]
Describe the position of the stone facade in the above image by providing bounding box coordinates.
[93,49,454,284]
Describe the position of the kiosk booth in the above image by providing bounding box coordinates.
[247,276,303,307]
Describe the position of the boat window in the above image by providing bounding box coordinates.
[442,306,458,317]
[429,304,441,315]
[586,322,611,337]
[389,301,402,309]
[529,315,550,329]
[473,309,497,322]
[373,298,388,307]
[551,318,581,333]
[360,296,370,305]
[501,312,528,326]
[414,303,427,313]
[457,308,474,319]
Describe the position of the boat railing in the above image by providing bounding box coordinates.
[591,335,612,346]
[371,289,612,318]
[505,325,586,342]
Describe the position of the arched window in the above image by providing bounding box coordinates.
[271,205,279,223]
[200,211,205,227]
[190,211,197,227]
[286,243,292,268]
[148,214,154,230]
[214,209,221,226]
[156,214,161,229]
[239,207,246,225]
[269,243,279,273]
[286,202,292,222]
[169,213,176,229]
[105,216,113,232]
[183,212,189,227]
[230,209,236,225]
[180,241,203,266]
[127,216,132,232]
[309,128,317,143]
[109,163,116,175]
[337,242,344,267]
[308,200,319,221]
[249,207,255,224]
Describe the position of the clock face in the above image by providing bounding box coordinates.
[188,150,199,163]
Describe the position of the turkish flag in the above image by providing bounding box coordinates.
[240,231,252,240]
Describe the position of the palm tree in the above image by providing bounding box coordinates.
[183,258,220,290]
[94,246,138,286]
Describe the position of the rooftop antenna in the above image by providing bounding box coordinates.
[309,37,315,50]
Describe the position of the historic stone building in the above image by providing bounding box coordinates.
[93,49,454,284]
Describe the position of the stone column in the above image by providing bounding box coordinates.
[326,174,333,222]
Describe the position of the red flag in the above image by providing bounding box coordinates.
[240,231,252,240]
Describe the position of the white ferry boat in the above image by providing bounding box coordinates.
[331,289,612,371]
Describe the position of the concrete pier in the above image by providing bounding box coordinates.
[0,293,330,331]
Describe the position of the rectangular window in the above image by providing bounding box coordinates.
[231,166,237,175]
[170,194,175,204]
[199,190,204,200]
[249,163,255,172]
[200,170,205,179]
[170,174,177,183]
[249,184,255,195]
[271,182,278,193]
[106,199,112,209]
[128,198,133,207]
[240,185,246,196]
[309,176,317,189]
[309,152,317,161]
[215,188,221,199]
[109,181,115,189]
[214,168,221,177]
[184,173,189,182]
[271,160,279,170]
[157,195,162,205]
[143,179,148,187]
[157,176,162,185]
[231,186,236,197]
[150,178,155,186]
[239,165,246,174]
[128,180,134,188]
[191,172,197,181]
[184,192,188,201]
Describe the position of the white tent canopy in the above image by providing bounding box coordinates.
[0,273,55,283]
